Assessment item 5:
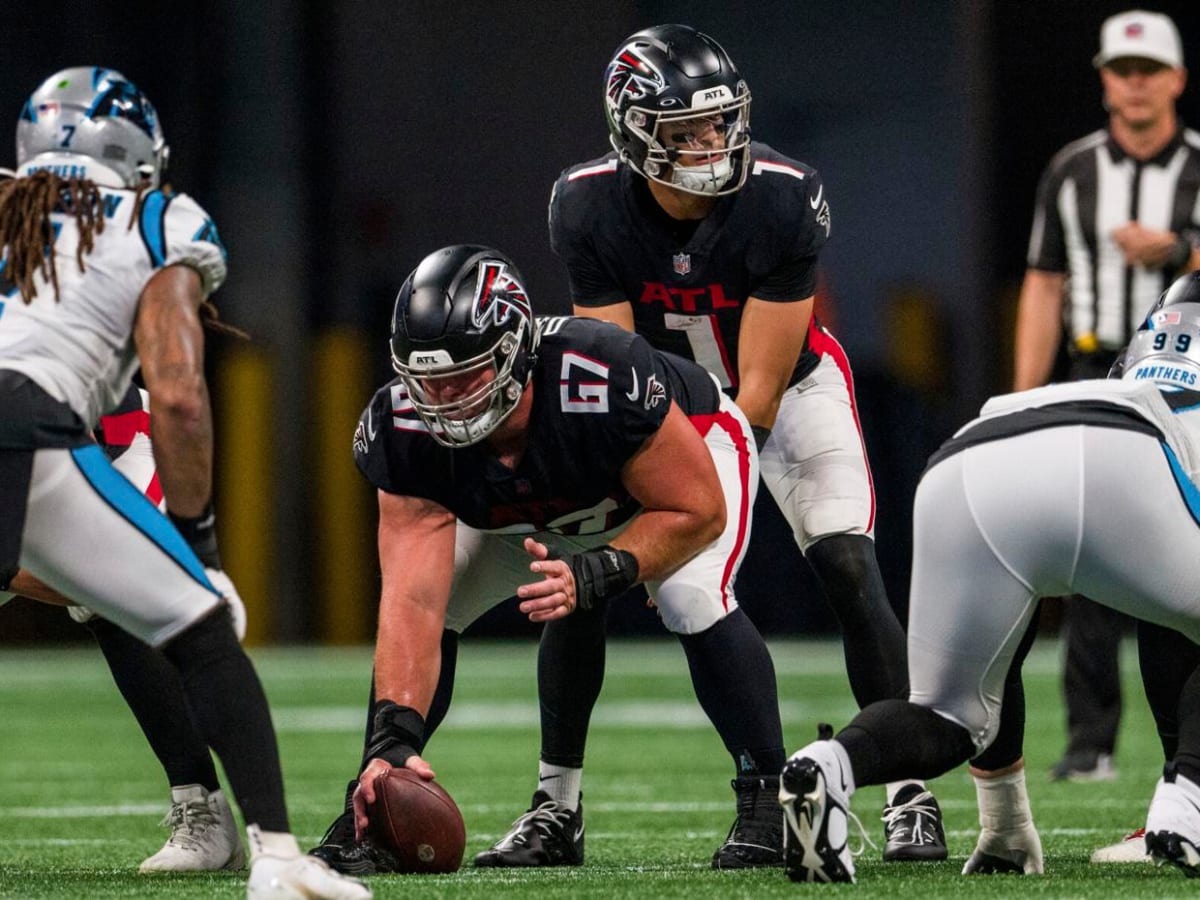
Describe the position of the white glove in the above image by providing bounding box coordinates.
[204,568,246,642]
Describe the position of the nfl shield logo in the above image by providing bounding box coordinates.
[672,252,691,276]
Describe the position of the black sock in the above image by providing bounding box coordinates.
[88,617,220,791]
[677,609,785,776]
[806,534,909,707]
[162,608,288,832]
[1139,620,1200,762]
[538,596,611,767]
[1170,654,1200,784]
[836,698,975,786]
[971,607,1040,771]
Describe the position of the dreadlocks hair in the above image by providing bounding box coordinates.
[0,170,107,304]
[0,170,248,340]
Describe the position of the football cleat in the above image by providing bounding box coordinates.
[779,743,858,883]
[247,852,372,899]
[1090,827,1151,864]
[139,784,245,873]
[962,820,1044,874]
[882,783,948,862]
[307,808,401,876]
[712,775,783,868]
[473,791,584,867]
[1146,769,1200,877]
[1048,750,1116,783]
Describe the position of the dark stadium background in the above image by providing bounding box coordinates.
[2,0,1198,643]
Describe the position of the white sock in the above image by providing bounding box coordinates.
[246,825,300,861]
[885,780,927,805]
[538,762,582,811]
[974,767,1033,832]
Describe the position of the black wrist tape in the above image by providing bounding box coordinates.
[751,425,771,453]
[168,501,221,569]
[365,701,426,769]
[569,545,639,610]
[1168,235,1193,271]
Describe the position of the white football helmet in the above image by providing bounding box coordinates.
[16,66,168,189]
[1119,271,1200,389]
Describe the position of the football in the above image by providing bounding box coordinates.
[369,767,466,873]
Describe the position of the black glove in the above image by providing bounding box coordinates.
[168,501,221,569]
[751,425,771,453]
[364,701,426,768]
[565,545,639,610]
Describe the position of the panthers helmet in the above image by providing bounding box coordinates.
[604,24,751,196]
[1118,270,1200,389]
[16,67,168,189]
[390,245,538,447]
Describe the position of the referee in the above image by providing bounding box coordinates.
[1012,8,1199,864]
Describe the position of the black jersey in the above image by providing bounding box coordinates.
[549,142,831,392]
[353,316,721,535]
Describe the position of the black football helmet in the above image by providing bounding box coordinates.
[604,24,751,196]
[1116,270,1200,388]
[390,244,537,447]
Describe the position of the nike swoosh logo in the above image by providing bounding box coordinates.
[625,366,640,402]
[574,824,585,841]
[809,184,824,210]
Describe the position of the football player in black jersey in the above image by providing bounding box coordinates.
[309,244,786,873]
[504,24,946,866]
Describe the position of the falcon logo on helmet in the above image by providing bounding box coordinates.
[471,261,532,331]
[605,44,666,109]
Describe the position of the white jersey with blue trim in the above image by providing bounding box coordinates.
[963,378,1200,481]
[0,185,226,427]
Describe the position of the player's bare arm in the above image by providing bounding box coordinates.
[517,401,724,623]
[133,264,213,517]
[6,570,73,606]
[573,300,636,331]
[1013,269,1067,390]
[373,490,456,718]
[736,296,812,429]
[614,401,725,578]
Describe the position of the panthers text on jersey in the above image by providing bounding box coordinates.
[549,142,831,392]
[0,184,227,430]
[353,316,722,535]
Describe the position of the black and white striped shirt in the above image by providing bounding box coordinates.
[1028,127,1200,352]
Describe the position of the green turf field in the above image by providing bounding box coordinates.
[0,637,1189,898]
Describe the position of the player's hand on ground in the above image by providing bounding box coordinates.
[352,755,436,840]
[517,537,577,622]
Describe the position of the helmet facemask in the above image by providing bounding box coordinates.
[642,95,750,196]
[393,309,531,448]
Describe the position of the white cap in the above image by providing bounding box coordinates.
[1094,10,1183,69]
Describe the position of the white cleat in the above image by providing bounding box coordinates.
[1090,827,1151,864]
[779,742,857,883]
[1145,771,1200,878]
[247,853,372,899]
[139,785,245,873]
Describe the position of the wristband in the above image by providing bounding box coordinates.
[1167,234,1193,271]
[169,501,221,569]
[364,701,426,768]
[568,545,640,610]
[751,425,771,453]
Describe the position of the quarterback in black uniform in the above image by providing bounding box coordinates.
[311,244,784,872]
[494,24,945,867]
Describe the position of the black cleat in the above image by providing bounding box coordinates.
[473,791,584,867]
[779,750,857,883]
[1146,830,1200,877]
[712,775,783,868]
[308,806,401,876]
[882,783,948,861]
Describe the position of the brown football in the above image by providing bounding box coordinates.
[369,767,466,873]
